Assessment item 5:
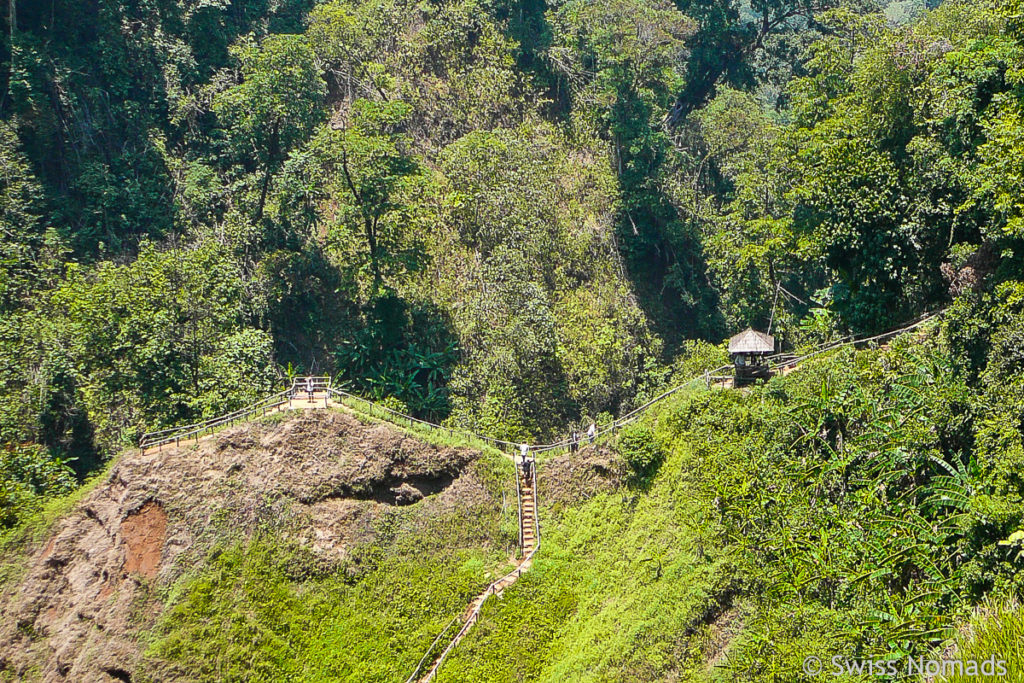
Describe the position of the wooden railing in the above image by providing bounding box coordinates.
[326,386,522,453]
[139,376,332,450]
[140,310,945,456]
[530,453,540,548]
[408,455,542,683]
[139,390,291,450]
[515,455,524,555]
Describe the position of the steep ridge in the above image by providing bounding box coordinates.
[0,410,509,682]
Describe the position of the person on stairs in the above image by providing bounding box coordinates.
[587,422,596,444]
[520,443,532,480]
[570,430,580,454]
[306,377,315,402]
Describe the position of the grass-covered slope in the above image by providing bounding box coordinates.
[439,309,1024,681]
[139,505,511,682]
[438,440,740,682]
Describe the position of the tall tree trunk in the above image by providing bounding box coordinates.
[339,144,384,291]
[5,0,15,99]
[255,164,272,223]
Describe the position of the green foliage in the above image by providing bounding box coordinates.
[307,0,525,146]
[50,241,277,446]
[276,100,423,290]
[214,34,326,222]
[0,444,76,528]
[0,121,45,311]
[334,295,458,419]
[7,1,1024,675]
[617,423,665,478]
[8,0,1023,473]
[548,0,721,340]
[433,320,1024,678]
[437,125,656,438]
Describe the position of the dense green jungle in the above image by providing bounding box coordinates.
[5,0,1024,679]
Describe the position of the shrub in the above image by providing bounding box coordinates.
[0,444,76,528]
[617,423,665,478]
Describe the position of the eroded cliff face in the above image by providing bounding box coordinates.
[0,411,488,682]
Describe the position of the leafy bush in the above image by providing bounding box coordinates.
[616,423,665,478]
[0,445,76,528]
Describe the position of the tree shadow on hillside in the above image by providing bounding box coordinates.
[4,0,317,258]
[493,2,726,351]
[608,91,725,352]
[38,370,100,479]
[493,0,572,121]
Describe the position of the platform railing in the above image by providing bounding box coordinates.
[140,311,945,455]
[139,390,291,450]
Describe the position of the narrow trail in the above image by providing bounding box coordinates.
[137,310,946,680]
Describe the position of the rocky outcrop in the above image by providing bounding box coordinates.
[538,446,628,508]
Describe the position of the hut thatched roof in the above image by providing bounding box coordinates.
[728,328,775,355]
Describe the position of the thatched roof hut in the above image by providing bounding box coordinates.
[728,328,775,356]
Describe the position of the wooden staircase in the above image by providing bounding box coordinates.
[520,460,538,555]
[411,455,539,683]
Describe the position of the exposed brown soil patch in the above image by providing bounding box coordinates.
[0,410,487,682]
[120,502,167,578]
[539,446,628,508]
[704,605,743,670]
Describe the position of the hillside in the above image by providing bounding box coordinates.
[0,410,517,681]
[438,314,1024,681]
[6,309,1024,682]
[4,0,1024,680]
